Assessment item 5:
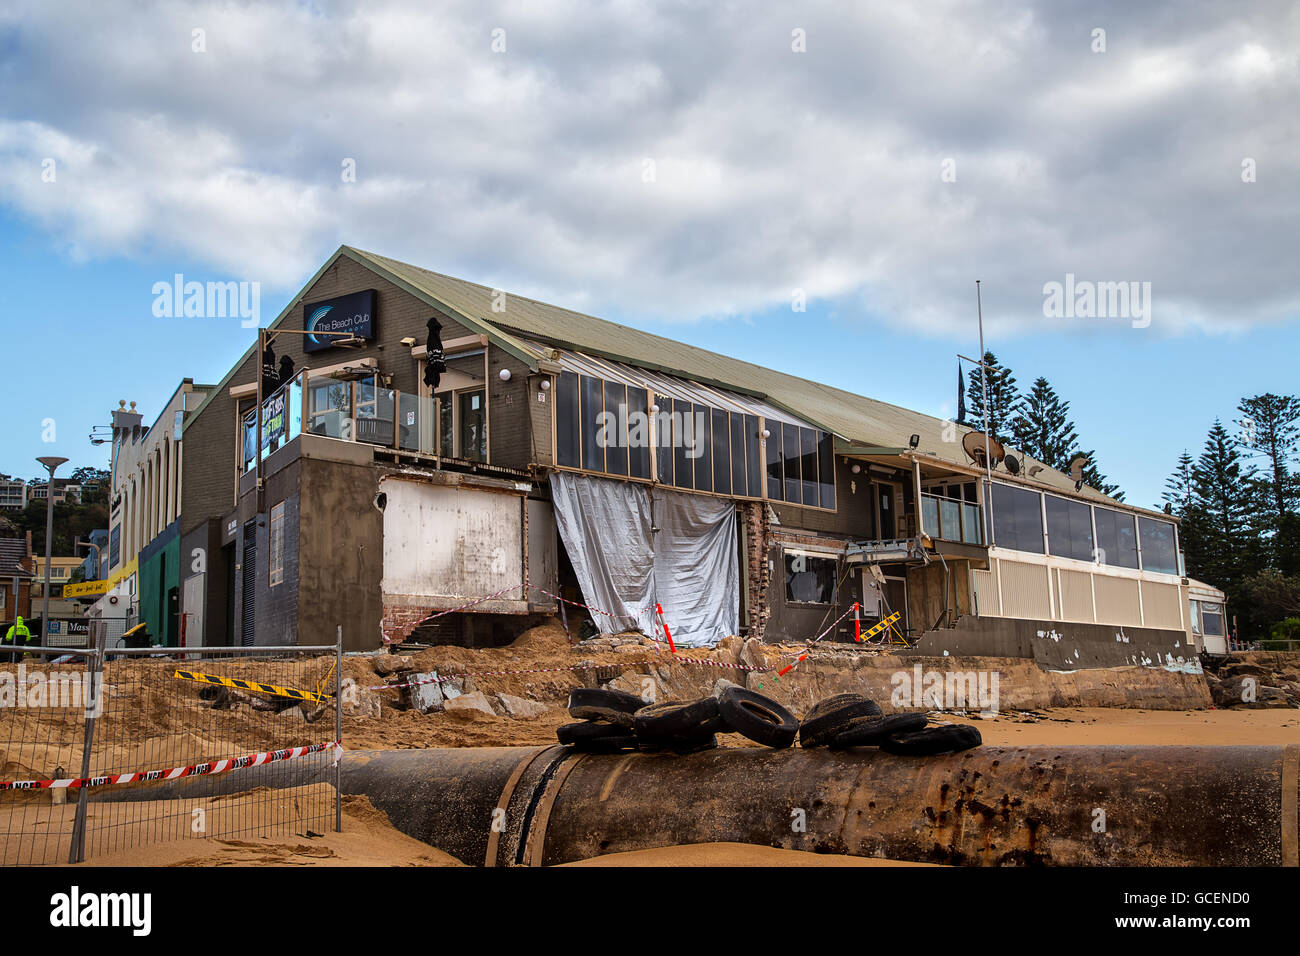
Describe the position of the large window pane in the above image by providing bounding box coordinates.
[817,432,835,509]
[765,421,783,501]
[785,552,837,605]
[1094,507,1138,569]
[990,483,1044,553]
[556,371,580,468]
[693,403,713,492]
[627,386,650,479]
[603,381,628,476]
[673,398,694,489]
[782,423,801,505]
[580,375,603,471]
[744,415,762,499]
[799,427,818,505]
[438,395,452,456]
[1045,495,1094,561]
[655,394,673,484]
[1139,517,1178,574]
[711,408,730,494]
[729,413,747,497]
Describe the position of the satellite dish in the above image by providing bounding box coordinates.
[1004,454,1020,476]
[961,431,1005,469]
[1068,454,1088,482]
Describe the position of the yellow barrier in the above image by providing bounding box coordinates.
[173,670,332,703]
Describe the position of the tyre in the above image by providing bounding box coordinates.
[798,694,883,747]
[717,687,798,749]
[823,712,928,749]
[633,697,725,741]
[881,724,982,756]
[557,720,627,745]
[568,687,648,728]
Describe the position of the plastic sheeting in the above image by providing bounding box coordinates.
[549,472,738,648]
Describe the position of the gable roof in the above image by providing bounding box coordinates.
[344,246,1149,513]
[187,243,1154,517]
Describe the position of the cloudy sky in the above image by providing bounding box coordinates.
[1,0,1297,507]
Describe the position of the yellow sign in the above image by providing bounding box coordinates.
[856,611,902,643]
[64,579,109,598]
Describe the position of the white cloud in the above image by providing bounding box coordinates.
[0,0,1297,334]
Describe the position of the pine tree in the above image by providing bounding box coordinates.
[1009,377,1079,470]
[1190,420,1264,627]
[1235,393,1300,578]
[1161,451,1196,515]
[966,351,1022,443]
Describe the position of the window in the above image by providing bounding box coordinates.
[556,371,580,468]
[457,389,487,462]
[1138,517,1178,574]
[1094,507,1138,569]
[438,395,453,457]
[1045,494,1094,561]
[269,501,285,587]
[785,552,838,605]
[990,483,1044,553]
[1200,602,1224,637]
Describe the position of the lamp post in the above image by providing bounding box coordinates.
[36,456,68,648]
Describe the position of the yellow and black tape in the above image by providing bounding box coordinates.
[173,670,333,703]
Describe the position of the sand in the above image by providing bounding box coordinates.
[941,706,1300,746]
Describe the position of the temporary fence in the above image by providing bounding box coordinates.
[0,623,341,865]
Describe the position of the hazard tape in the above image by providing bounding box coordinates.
[173,670,332,703]
[0,741,340,792]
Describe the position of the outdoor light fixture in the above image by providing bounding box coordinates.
[540,379,551,391]
[909,434,920,449]
[851,464,861,474]
[400,336,417,347]
[35,455,68,651]
[761,428,771,440]
[499,368,511,381]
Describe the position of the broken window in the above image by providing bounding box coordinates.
[785,552,837,605]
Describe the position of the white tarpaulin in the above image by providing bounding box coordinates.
[549,472,738,648]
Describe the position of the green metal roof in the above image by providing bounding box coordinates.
[346,246,1152,513]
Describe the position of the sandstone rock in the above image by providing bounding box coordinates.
[714,635,743,665]
[373,654,415,676]
[496,693,549,719]
[712,678,740,697]
[1221,662,1271,680]
[342,683,384,719]
[443,691,497,718]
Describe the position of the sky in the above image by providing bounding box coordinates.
[0,0,1296,509]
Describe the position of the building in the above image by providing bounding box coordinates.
[0,475,28,511]
[28,479,82,506]
[0,532,34,629]
[173,245,1202,668]
[78,529,110,583]
[102,382,212,644]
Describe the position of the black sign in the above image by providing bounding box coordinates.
[303,289,377,353]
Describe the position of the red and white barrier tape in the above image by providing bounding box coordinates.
[0,741,341,792]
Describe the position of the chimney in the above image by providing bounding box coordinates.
[25,530,32,557]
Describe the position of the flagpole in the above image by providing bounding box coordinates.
[976,280,994,549]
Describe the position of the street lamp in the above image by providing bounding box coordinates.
[36,456,68,648]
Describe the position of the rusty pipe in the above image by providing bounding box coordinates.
[104,743,1300,867]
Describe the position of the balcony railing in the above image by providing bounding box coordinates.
[920,491,984,545]
[242,369,482,473]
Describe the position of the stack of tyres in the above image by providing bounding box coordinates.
[797,693,982,754]
[556,688,645,752]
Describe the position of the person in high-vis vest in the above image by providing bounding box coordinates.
[3,615,33,662]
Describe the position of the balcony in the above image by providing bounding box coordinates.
[919,491,984,545]
[242,368,488,474]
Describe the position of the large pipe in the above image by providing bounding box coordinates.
[104,744,1300,867]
